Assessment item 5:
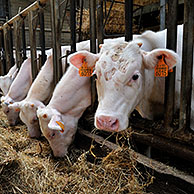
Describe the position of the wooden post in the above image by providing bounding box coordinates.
[89,0,97,110]
[179,0,194,130]
[3,25,14,73]
[28,10,38,80]
[50,0,62,85]
[97,0,104,52]
[125,0,133,41]
[13,19,23,68]
[164,0,177,128]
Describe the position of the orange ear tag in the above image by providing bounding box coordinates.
[56,121,65,133]
[155,55,169,77]
[79,58,93,77]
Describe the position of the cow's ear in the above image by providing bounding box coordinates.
[142,48,180,70]
[48,115,64,132]
[68,51,99,69]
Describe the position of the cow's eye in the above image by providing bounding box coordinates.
[132,74,139,81]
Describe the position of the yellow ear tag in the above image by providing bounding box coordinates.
[155,55,169,77]
[79,58,93,77]
[56,121,65,133]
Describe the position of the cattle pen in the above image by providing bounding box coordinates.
[0,0,194,193]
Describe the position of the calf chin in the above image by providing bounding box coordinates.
[52,148,68,158]
[28,127,41,138]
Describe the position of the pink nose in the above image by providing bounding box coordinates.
[96,116,119,132]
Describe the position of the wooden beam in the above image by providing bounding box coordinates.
[3,25,14,73]
[28,10,38,80]
[179,0,194,129]
[0,0,48,30]
[50,0,62,86]
[78,128,194,185]
[13,19,23,68]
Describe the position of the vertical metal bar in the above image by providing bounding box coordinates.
[89,0,97,110]
[13,20,22,68]
[28,10,38,80]
[70,0,76,53]
[89,0,96,53]
[39,7,46,66]
[125,0,133,41]
[179,0,194,130]
[97,0,104,52]
[164,0,177,128]
[50,0,62,85]
[78,0,84,42]
[21,20,27,61]
[9,25,14,68]
[160,0,166,31]
[0,29,6,75]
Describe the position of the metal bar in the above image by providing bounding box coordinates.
[78,0,84,42]
[0,0,48,30]
[89,0,97,111]
[39,7,46,66]
[28,10,38,80]
[97,0,104,52]
[70,0,76,53]
[164,0,177,128]
[125,0,133,41]
[0,30,6,75]
[21,20,27,61]
[160,0,166,30]
[103,0,114,29]
[50,0,62,85]
[179,0,194,129]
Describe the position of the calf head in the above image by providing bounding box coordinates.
[10,100,45,138]
[69,41,180,132]
[1,96,19,125]
[37,107,77,157]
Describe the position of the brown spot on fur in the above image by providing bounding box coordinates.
[104,68,116,81]
[101,61,107,69]
[43,114,47,119]
[111,53,119,62]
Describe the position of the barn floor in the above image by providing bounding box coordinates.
[0,107,194,194]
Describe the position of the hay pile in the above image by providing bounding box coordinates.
[77,0,160,39]
[0,108,152,193]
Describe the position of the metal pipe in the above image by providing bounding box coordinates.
[97,0,104,52]
[89,0,97,110]
[78,0,84,42]
[21,20,27,61]
[125,0,133,41]
[160,0,166,30]
[70,0,76,52]
[179,0,194,130]
[164,0,177,128]
[39,7,46,66]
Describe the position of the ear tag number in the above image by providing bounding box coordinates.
[155,55,170,77]
[79,58,93,77]
[56,121,65,133]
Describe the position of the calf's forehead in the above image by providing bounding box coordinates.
[96,42,143,80]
